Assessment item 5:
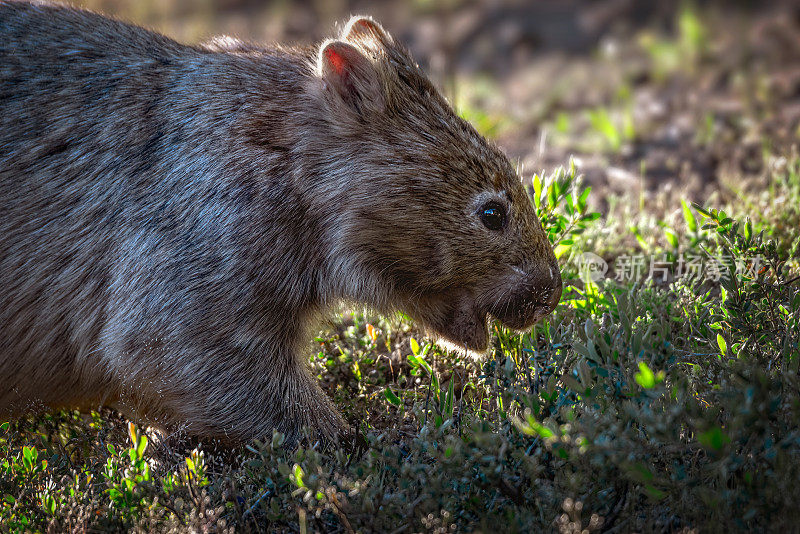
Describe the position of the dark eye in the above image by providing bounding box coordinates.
[480,202,506,231]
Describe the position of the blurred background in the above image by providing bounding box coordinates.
[74,0,800,212]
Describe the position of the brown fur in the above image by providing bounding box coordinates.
[0,1,561,445]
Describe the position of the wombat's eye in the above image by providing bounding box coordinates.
[480,201,506,231]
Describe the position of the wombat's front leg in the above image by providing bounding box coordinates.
[129,352,348,448]
[270,361,350,446]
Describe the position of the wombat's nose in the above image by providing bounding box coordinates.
[542,268,562,313]
[535,260,562,316]
[491,261,562,329]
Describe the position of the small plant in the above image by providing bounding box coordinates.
[691,204,800,366]
[103,423,152,519]
[639,3,709,80]
[531,160,601,259]
[586,107,635,152]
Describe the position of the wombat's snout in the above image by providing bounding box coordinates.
[489,261,562,330]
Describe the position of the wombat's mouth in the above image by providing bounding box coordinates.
[488,288,562,332]
[414,279,561,353]
[429,310,491,353]
[413,292,491,352]
[485,266,563,333]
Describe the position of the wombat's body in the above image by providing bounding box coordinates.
[0,1,561,445]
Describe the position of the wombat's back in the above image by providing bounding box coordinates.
[0,2,262,417]
[0,1,184,413]
[0,1,211,177]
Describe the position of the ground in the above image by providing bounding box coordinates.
[2,2,800,532]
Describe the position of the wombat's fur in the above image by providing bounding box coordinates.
[0,1,561,445]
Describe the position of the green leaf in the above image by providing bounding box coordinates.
[629,462,654,482]
[22,446,36,472]
[699,427,730,451]
[532,174,543,209]
[565,193,574,214]
[417,358,433,376]
[561,375,586,395]
[681,200,697,236]
[409,338,419,356]
[634,361,656,389]
[443,376,455,418]
[414,354,433,377]
[588,108,621,150]
[578,187,591,211]
[692,203,711,217]
[665,228,679,249]
[554,243,572,259]
[135,435,148,460]
[679,4,707,55]
[717,333,727,357]
[518,413,555,439]
[630,225,649,250]
[43,495,56,515]
[548,181,559,207]
[383,388,402,406]
[293,464,305,488]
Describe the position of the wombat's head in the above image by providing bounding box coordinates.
[308,17,561,352]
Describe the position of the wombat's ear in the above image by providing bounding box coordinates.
[341,16,393,49]
[318,40,384,115]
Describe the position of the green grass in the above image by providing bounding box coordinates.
[2,158,799,532]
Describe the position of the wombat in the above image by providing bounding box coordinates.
[0,1,562,446]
